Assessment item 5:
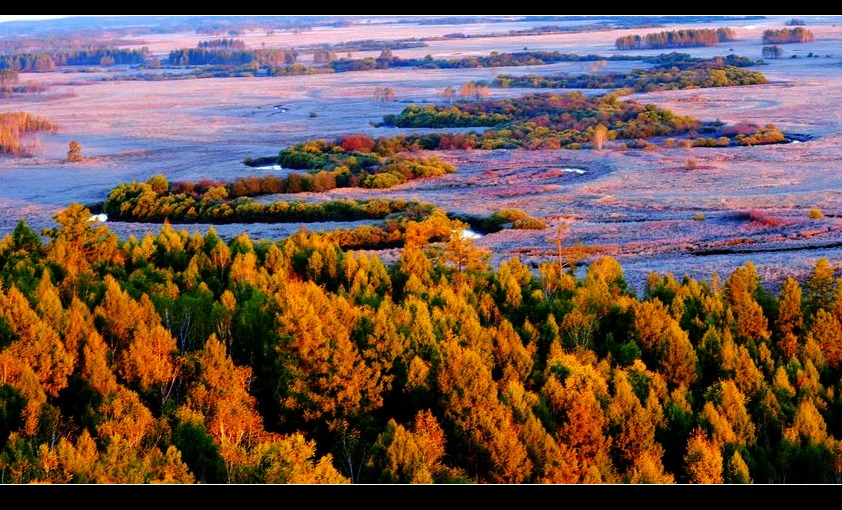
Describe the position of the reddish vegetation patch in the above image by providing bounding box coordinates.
[733,210,793,228]
[340,134,376,152]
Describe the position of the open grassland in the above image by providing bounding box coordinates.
[2,15,842,292]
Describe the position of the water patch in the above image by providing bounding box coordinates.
[254,164,283,170]
[460,228,483,240]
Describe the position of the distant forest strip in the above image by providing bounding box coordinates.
[0,48,150,72]
[0,111,56,154]
[615,27,736,50]
[166,47,298,66]
[305,38,429,53]
[0,69,47,97]
[762,27,814,44]
[482,54,767,93]
[328,50,639,73]
[102,50,645,82]
[84,48,763,84]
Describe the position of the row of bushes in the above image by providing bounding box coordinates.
[103,176,431,224]
[615,28,736,50]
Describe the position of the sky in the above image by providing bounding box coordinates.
[0,15,70,23]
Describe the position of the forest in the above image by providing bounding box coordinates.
[383,91,787,150]
[0,48,150,72]
[384,92,699,149]
[485,54,767,93]
[0,203,841,483]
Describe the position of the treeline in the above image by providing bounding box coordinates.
[120,148,454,201]
[615,28,736,50]
[311,38,428,52]
[1,203,842,483]
[104,173,549,241]
[197,38,247,50]
[103,175,428,225]
[100,49,635,83]
[488,54,766,93]
[330,50,637,73]
[0,34,146,54]
[383,92,700,150]
[762,27,814,44]
[166,48,298,67]
[0,48,150,72]
[0,111,57,154]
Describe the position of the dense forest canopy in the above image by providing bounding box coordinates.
[0,204,840,483]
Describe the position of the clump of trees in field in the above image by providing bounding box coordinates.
[167,47,298,67]
[380,89,788,150]
[0,111,56,154]
[762,45,785,59]
[762,27,814,44]
[66,140,82,162]
[0,69,47,97]
[487,53,766,93]
[197,38,247,50]
[1,202,842,483]
[383,91,700,149]
[615,28,736,50]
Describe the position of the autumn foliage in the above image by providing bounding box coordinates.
[1,205,842,484]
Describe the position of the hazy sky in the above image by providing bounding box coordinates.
[0,15,69,23]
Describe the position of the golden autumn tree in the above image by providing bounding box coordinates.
[368,409,451,483]
[182,334,264,483]
[808,309,842,369]
[724,262,770,343]
[607,369,671,482]
[275,280,385,425]
[775,277,803,361]
[632,299,698,388]
[44,203,122,295]
[805,258,836,319]
[540,346,616,483]
[700,380,756,448]
[238,432,349,484]
[437,336,533,483]
[684,429,723,484]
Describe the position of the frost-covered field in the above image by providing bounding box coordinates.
[2,15,842,293]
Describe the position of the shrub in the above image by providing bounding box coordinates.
[809,208,824,219]
[513,217,549,230]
